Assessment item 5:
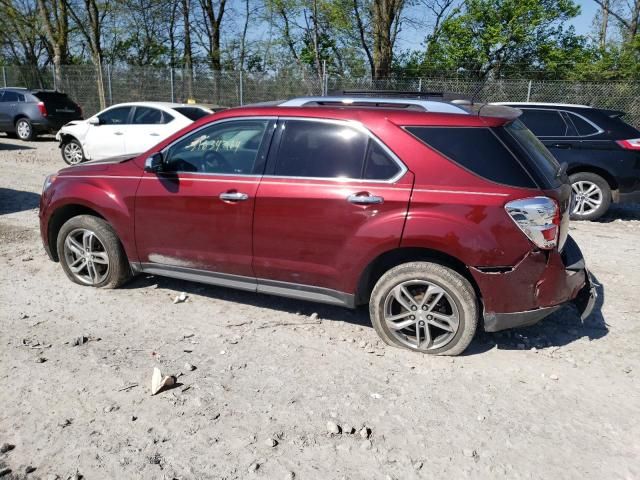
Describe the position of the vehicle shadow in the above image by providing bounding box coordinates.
[467,272,607,355]
[0,140,33,151]
[124,274,373,328]
[126,271,607,356]
[0,188,41,214]
[593,203,640,222]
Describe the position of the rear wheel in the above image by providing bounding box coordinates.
[15,118,36,141]
[369,262,478,356]
[569,172,611,221]
[61,138,85,165]
[56,215,132,288]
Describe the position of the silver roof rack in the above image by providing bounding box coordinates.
[279,96,471,114]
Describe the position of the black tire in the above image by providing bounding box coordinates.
[56,215,132,289]
[369,261,478,356]
[569,172,611,221]
[15,118,36,141]
[61,138,85,165]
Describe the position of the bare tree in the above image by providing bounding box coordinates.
[593,0,640,39]
[36,0,69,88]
[352,0,405,79]
[64,0,108,108]
[198,0,227,70]
[181,0,194,98]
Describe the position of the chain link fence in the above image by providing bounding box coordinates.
[3,64,640,127]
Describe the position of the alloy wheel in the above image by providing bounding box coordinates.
[383,280,460,351]
[16,120,31,140]
[63,228,110,285]
[64,143,83,164]
[571,180,603,217]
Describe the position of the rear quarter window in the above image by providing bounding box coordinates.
[406,126,536,188]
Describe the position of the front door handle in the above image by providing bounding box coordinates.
[550,143,571,149]
[150,133,160,136]
[114,131,124,136]
[219,191,249,202]
[347,192,384,205]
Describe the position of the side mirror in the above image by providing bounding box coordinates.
[88,117,100,126]
[144,152,163,173]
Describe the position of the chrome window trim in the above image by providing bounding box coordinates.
[517,107,604,138]
[158,115,408,183]
[158,116,277,177]
[266,116,409,184]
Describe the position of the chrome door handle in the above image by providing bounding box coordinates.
[347,193,384,205]
[114,132,124,135]
[150,133,160,136]
[219,191,249,202]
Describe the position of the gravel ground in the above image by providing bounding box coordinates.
[1,135,639,480]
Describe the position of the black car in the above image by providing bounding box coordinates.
[0,88,83,141]
[498,102,640,220]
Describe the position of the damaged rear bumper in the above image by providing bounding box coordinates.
[471,236,597,332]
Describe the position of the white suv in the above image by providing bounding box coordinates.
[56,102,212,164]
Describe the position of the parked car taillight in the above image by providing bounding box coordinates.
[616,138,640,150]
[37,102,48,117]
[505,197,560,250]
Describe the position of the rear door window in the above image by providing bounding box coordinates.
[132,106,172,124]
[98,106,132,125]
[273,120,368,179]
[565,112,599,136]
[518,109,569,136]
[363,141,401,180]
[406,126,536,188]
[2,91,20,102]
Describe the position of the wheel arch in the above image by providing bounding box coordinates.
[567,165,618,191]
[47,204,106,261]
[355,247,482,306]
[13,113,29,125]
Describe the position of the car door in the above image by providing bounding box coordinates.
[0,91,19,130]
[126,106,176,155]
[252,118,414,299]
[134,118,276,281]
[0,91,9,130]
[83,106,131,160]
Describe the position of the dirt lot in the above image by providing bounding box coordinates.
[0,136,639,480]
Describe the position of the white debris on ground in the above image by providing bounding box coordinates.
[1,137,639,478]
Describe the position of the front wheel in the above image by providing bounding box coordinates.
[569,172,611,221]
[369,262,478,356]
[61,138,85,165]
[56,215,132,288]
[15,118,36,141]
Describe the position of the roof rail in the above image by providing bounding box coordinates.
[279,96,471,114]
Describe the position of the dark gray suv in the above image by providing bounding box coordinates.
[0,88,83,141]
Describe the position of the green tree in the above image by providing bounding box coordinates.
[413,0,586,79]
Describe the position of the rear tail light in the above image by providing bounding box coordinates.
[37,101,48,117]
[616,138,640,150]
[505,197,560,250]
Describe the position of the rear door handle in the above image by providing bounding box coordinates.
[347,192,384,205]
[150,133,160,136]
[550,143,571,149]
[219,191,249,202]
[114,132,124,136]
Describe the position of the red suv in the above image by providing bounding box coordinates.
[39,98,596,355]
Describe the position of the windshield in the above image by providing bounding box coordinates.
[499,120,562,187]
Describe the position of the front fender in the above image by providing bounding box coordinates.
[44,175,141,263]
